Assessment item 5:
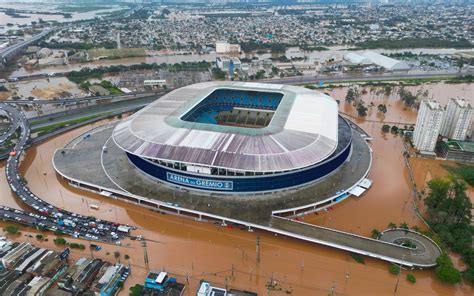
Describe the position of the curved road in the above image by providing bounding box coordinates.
[0,102,132,243]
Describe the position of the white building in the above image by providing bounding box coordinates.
[440,98,473,140]
[343,52,372,65]
[215,41,241,54]
[362,52,410,71]
[216,56,231,70]
[413,99,444,153]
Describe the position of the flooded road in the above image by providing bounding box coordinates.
[1,88,473,294]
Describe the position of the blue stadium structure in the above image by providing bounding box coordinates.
[113,82,351,194]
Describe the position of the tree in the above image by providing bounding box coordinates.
[424,178,472,225]
[389,264,400,275]
[129,284,144,296]
[388,222,397,229]
[345,88,359,104]
[399,222,409,230]
[371,229,381,239]
[382,124,391,133]
[356,101,368,117]
[406,274,416,283]
[377,104,387,114]
[3,225,19,235]
[435,254,461,284]
[124,254,130,260]
[54,237,67,245]
[212,68,226,80]
[391,126,399,134]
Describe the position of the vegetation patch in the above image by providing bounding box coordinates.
[388,263,400,275]
[350,252,365,264]
[441,163,474,186]
[406,274,416,283]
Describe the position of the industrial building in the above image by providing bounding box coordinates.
[413,99,444,153]
[361,52,410,71]
[440,98,473,141]
[343,52,372,65]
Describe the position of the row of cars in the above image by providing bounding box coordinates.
[1,102,135,243]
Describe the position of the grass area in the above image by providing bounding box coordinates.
[31,112,112,136]
[88,48,146,59]
[441,163,474,186]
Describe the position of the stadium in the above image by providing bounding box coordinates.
[112,82,354,194]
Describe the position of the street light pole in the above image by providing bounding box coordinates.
[394,254,406,294]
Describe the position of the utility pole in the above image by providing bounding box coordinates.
[256,235,260,264]
[142,240,149,272]
[344,272,350,292]
[394,255,406,294]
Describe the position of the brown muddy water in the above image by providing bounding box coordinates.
[1,84,473,294]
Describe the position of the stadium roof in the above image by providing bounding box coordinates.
[113,82,339,173]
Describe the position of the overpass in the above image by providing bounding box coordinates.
[0,29,55,68]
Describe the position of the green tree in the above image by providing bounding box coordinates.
[377,104,387,114]
[371,229,381,239]
[382,124,391,133]
[424,178,472,225]
[406,273,416,283]
[345,88,358,104]
[3,225,19,235]
[389,264,400,275]
[391,126,399,134]
[212,68,226,80]
[388,222,397,229]
[54,237,67,245]
[356,102,368,117]
[399,222,409,230]
[435,254,461,284]
[129,284,144,296]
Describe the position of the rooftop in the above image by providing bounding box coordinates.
[113,82,339,173]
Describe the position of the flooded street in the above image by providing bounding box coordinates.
[1,83,473,294]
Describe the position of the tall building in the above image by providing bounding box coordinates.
[440,98,473,141]
[413,99,444,153]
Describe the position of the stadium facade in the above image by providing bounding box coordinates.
[112,82,353,194]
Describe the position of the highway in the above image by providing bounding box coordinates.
[0,102,134,243]
[0,29,54,63]
[260,70,473,85]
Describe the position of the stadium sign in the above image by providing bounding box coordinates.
[167,172,233,190]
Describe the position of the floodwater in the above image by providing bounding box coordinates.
[0,3,125,34]
[302,82,473,233]
[11,46,474,78]
[0,87,473,294]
